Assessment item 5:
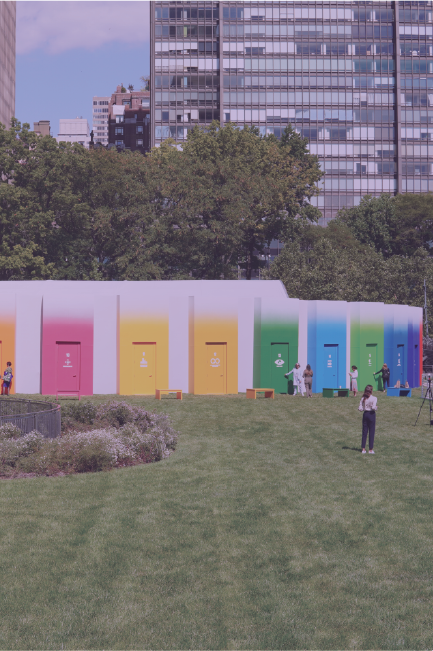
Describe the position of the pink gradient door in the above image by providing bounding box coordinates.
[56,343,80,392]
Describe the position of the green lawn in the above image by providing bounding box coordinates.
[1,391,432,650]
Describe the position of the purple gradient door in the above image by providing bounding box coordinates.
[56,343,80,392]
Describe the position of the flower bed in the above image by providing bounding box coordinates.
[0,401,178,478]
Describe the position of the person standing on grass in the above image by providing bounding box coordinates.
[285,363,304,396]
[374,363,390,392]
[303,364,313,398]
[349,365,358,397]
[1,362,13,395]
[358,384,377,454]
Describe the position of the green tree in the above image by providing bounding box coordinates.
[0,120,165,280]
[336,194,399,257]
[336,193,433,258]
[150,123,322,279]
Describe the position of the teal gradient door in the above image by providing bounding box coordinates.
[323,344,338,387]
[270,343,289,393]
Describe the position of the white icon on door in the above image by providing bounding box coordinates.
[210,352,220,367]
[275,353,285,367]
[397,354,401,367]
[63,353,72,368]
[368,354,372,367]
[327,354,332,368]
[140,352,148,368]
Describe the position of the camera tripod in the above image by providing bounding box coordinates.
[414,375,433,426]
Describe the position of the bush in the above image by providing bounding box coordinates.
[2,401,179,477]
[60,401,98,432]
[0,429,45,467]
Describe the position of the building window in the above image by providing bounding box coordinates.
[115,127,123,136]
[93,101,97,105]
[116,115,124,124]
[142,99,150,107]
[136,139,143,147]
[115,140,123,146]
[136,126,143,134]
[122,100,130,106]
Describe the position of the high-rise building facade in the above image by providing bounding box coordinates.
[92,96,110,145]
[0,1,16,130]
[151,1,433,224]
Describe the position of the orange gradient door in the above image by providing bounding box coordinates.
[133,343,156,394]
[206,343,226,394]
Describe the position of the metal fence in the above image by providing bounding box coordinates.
[0,398,61,438]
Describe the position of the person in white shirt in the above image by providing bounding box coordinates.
[285,363,304,396]
[358,384,377,454]
[349,365,358,397]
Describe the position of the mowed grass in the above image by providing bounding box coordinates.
[1,391,433,650]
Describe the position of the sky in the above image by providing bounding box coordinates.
[15,1,150,135]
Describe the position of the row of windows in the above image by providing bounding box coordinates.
[155,6,400,23]
[115,139,145,146]
[156,25,219,37]
[155,7,218,21]
[154,74,405,90]
[93,100,109,106]
[93,108,109,113]
[402,112,433,126]
[155,23,394,39]
[320,162,433,175]
[246,107,394,121]
[155,0,432,7]
[114,126,144,135]
[321,160,396,172]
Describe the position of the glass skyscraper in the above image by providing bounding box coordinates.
[151,1,433,225]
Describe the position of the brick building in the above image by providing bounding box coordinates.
[108,86,150,152]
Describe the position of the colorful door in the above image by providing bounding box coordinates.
[133,343,156,394]
[413,344,419,387]
[206,343,226,394]
[397,344,405,385]
[270,343,289,393]
[56,343,80,392]
[323,344,338,387]
[367,344,378,389]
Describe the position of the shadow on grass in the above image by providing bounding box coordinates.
[342,446,362,452]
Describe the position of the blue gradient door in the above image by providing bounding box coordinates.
[323,344,338,387]
[397,345,405,384]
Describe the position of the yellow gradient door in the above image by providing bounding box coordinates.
[133,343,156,394]
[206,343,226,394]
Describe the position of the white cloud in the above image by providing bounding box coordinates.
[17,1,150,55]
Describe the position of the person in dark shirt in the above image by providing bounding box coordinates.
[374,363,390,392]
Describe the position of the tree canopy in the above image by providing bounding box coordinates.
[266,193,433,324]
[0,119,321,280]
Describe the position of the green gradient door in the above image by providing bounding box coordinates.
[367,344,378,389]
[270,343,289,393]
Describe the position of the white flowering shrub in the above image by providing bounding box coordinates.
[2,401,179,477]
[0,430,45,466]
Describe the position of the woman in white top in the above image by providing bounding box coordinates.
[285,363,304,396]
[358,384,377,454]
[349,365,358,396]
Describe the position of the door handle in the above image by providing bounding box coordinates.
[73,375,76,377]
